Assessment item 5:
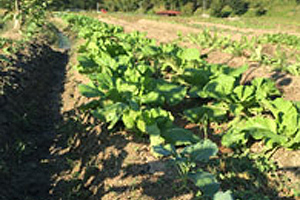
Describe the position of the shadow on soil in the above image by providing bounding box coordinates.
[49,111,188,200]
[0,42,68,200]
[49,110,298,200]
[0,42,298,200]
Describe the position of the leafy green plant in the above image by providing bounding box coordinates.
[223,98,300,149]
[154,140,233,199]
[63,13,299,199]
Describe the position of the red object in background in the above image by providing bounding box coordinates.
[156,10,181,16]
[101,9,107,14]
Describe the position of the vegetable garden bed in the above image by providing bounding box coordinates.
[58,13,300,199]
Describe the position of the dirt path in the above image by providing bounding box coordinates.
[99,16,300,43]
[0,41,69,200]
[99,17,201,43]
[189,21,300,37]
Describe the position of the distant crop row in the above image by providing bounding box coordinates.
[180,30,300,75]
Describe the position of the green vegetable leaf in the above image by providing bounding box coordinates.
[214,191,233,200]
[156,80,187,105]
[188,171,220,196]
[222,127,248,147]
[177,68,211,87]
[147,123,165,146]
[263,98,299,137]
[93,102,127,130]
[181,140,218,162]
[244,117,278,140]
[198,74,236,100]
[140,91,162,105]
[153,144,176,157]
[232,85,255,103]
[122,110,140,130]
[77,55,99,73]
[162,128,200,146]
[180,48,200,61]
[184,103,227,123]
[79,83,104,98]
[252,78,281,100]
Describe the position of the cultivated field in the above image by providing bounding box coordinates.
[0,9,300,200]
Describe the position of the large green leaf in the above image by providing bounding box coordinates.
[77,55,99,73]
[188,171,220,196]
[184,103,227,123]
[177,68,211,87]
[141,45,160,57]
[180,48,200,61]
[232,85,255,103]
[244,117,278,140]
[153,144,176,157]
[222,128,248,147]
[156,80,187,106]
[79,83,104,98]
[122,110,140,130]
[225,64,248,77]
[181,140,218,162]
[198,74,236,100]
[116,78,139,95]
[140,91,162,105]
[162,128,200,146]
[214,191,233,200]
[93,102,127,130]
[223,116,288,148]
[147,123,165,146]
[264,98,299,137]
[94,73,114,91]
[252,78,281,100]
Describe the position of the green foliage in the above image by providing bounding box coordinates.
[249,1,268,16]
[221,5,233,17]
[63,13,300,199]
[1,0,52,37]
[181,2,194,15]
[154,140,233,198]
[210,0,226,17]
[223,98,300,149]
[227,0,249,15]
[210,0,249,17]
[47,0,268,16]
[214,191,234,200]
[182,30,300,76]
[63,14,236,198]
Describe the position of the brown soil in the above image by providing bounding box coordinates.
[0,40,69,199]
[189,21,300,37]
[99,17,201,43]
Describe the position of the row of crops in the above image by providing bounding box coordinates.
[179,30,300,76]
[61,14,300,199]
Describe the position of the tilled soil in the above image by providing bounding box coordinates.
[0,41,68,200]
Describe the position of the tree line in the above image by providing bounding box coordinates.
[1,0,299,17]
[50,0,300,17]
